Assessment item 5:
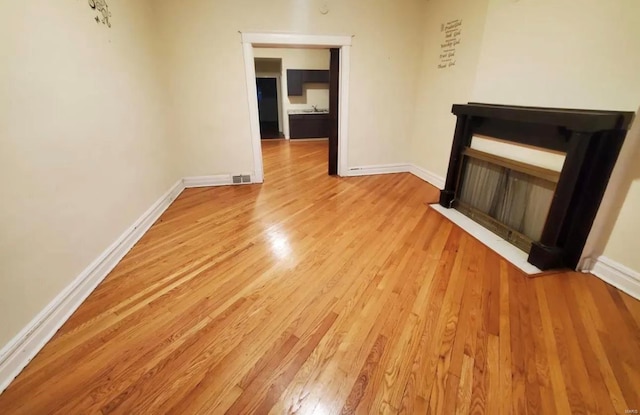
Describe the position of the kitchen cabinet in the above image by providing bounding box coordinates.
[287,70,330,96]
[289,113,330,139]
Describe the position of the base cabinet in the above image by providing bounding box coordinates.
[289,114,329,139]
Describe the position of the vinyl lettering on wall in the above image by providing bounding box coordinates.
[438,19,462,69]
[89,0,112,27]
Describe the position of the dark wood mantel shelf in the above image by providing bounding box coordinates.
[453,103,634,132]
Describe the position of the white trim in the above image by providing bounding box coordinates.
[586,256,640,300]
[288,137,328,142]
[409,164,446,190]
[241,32,352,178]
[241,32,352,48]
[338,46,350,176]
[0,180,185,394]
[340,163,447,188]
[183,174,255,188]
[345,163,411,177]
[576,256,596,273]
[242,42,265,183]
[430,204,543,275]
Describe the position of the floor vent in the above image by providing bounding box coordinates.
[232,175,252,184]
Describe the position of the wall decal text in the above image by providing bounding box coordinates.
[438,19,462,69]
[89,0,111,28]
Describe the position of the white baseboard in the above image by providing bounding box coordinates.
[345,164,411,177]
[289,137,328,142]
[587,256,640,300]
[0,180,185,394]
[183,174,255,188]
[409,164,445,190]
[0,161,455,394]
[576,256,595,273]
[342,163,445,191]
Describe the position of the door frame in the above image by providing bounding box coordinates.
[241,32,352,182]
[255,73,284,137]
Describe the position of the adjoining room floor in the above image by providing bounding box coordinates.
[259,121,283,139]
[1,140,638,414]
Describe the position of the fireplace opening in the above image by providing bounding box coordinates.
[455,147,558,253]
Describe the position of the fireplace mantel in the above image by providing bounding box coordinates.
[452,103,633,132]
[440,103,635,270]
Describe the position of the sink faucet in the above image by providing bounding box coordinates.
[312,105,318,112]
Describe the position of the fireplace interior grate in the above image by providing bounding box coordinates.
[454,148,559,253]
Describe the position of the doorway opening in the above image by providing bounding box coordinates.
[253,47,336,176]
[256,77,282,139]
[241,33,352,183]
[255,58,284,139]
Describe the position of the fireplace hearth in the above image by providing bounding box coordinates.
[440,103,634,270]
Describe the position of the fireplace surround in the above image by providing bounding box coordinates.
[440,103,634,270]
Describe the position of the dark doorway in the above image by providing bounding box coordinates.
[256,78,281,139]
[328,48,339,175]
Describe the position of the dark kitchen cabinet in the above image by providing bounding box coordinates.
[287,69,330,96]
[304,70,330,83]
[289,114,330,138]
[287,70,304,96]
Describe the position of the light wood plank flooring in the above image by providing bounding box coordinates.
[1,140,639,414]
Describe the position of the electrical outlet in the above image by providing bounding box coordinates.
[232,175,242,184]
[241,175,251,183]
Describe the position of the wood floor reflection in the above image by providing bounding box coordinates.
[0,140,638,414]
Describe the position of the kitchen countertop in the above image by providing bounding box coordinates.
[288,109,329,115]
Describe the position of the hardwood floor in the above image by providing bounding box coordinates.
[1,139,639,414]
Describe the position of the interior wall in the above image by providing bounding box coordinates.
[254,48,330,139]
[596,114,640,271]
[410,0,490,179]
[0,0,175,347]
[472,0,640,111]
[470,0,640,272]
[154,0,426,177]
[255,59,281,74]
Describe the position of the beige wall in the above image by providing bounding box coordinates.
[470,0,640,272]
[0,0,175,346]
[472,0,640,111]
[599,119,640,271]
[254,48,330,139]
[410,0,490,177]
[155,0,426,177]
